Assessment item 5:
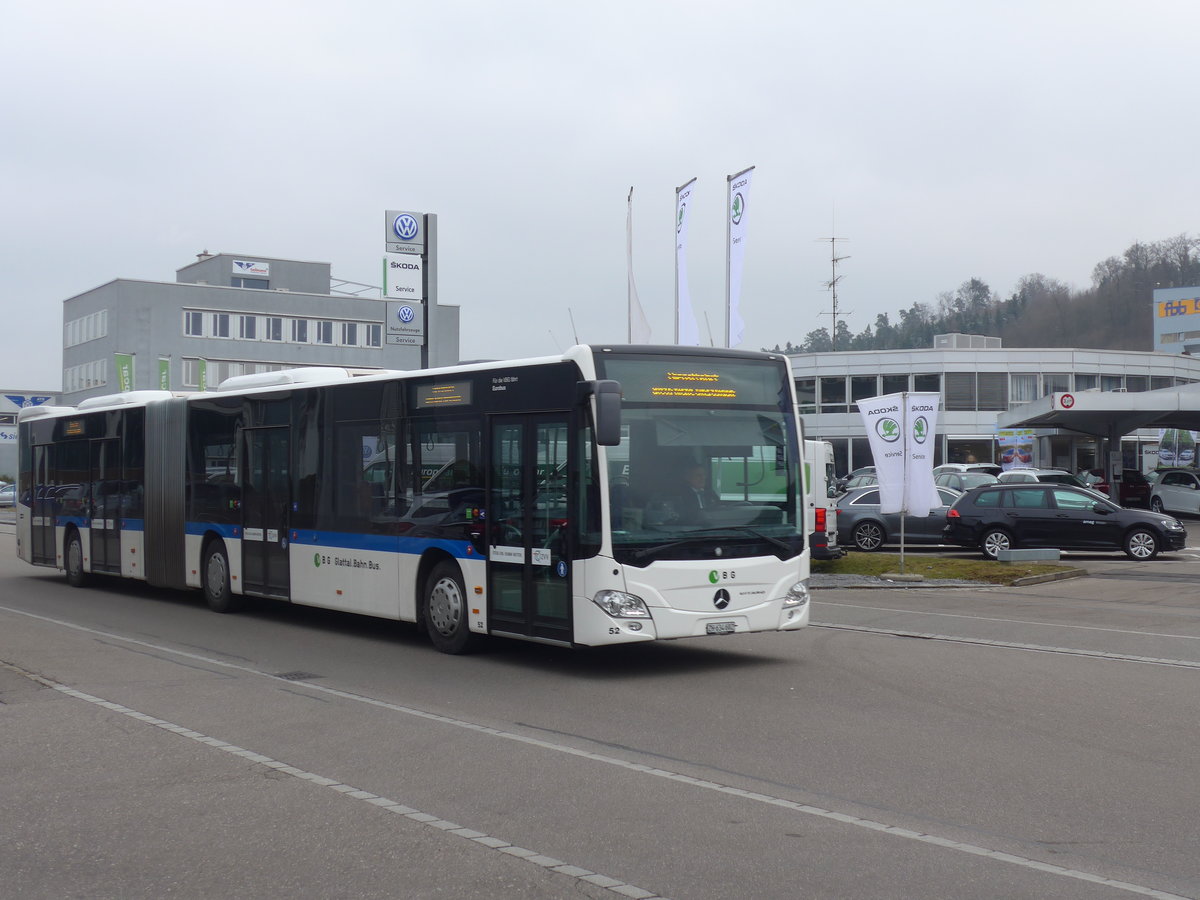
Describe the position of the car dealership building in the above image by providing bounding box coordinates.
[788,332,1200,478]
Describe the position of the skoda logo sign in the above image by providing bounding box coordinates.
[876,417,901,443]
[731,191,745,225]
[397,305,416,324]
[912,415,929,444]
[713,589,731,610]
[676,204,686,233]
[392,213,420,242]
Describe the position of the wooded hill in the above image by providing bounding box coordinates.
[769,234,1200,354]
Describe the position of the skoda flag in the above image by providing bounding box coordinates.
[856,392,941,515]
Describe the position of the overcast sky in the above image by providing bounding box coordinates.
[3,0,1198,389]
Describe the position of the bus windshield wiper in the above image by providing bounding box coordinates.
[629,527,792,562]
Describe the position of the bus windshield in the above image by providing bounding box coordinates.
[596,354,802,565]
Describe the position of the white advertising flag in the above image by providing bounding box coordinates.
[857,392,941,515]
[627,187,651,343]
[726,166,753,347]
[675,178,700,346]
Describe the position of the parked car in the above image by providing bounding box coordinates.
[836,485,961,551]
[997,468,1087,488]
[934,471,999,493]
[933,463,1002,476]
[1150,468,1200,517]
[944,483,1187,560]
[833,466,875,495]
[1079,468,1151,508]
[0,483,14,507]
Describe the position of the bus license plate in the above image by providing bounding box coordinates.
[706,622,736,635]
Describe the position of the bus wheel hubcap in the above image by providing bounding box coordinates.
[429,578,462,636]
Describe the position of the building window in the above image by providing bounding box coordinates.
[1125,375,1148,392]
[977,373,1008,410]
[365,323,382,348]
[1043,373,1071,395]
[231,277,269,289]
[341,322,358,346]
[913,374,940,393]
[1010,374,1038,405]
[1101,374,1124,391]
[1075,373,1098,391]
[795,378,816,414]
[264,317,283,342]
[881,374,907,394]
[819,376,847,413]
[945,373,976,411]
[184,311,204,337]
[292,319,309,343]
[850,375,877,405]
[212,313,230,338]
[238,315,257,340]
[183,359,200,388]
[315,321,334,345]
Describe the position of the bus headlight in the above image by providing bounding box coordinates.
[783,581,809,608]
[592,589,651,619]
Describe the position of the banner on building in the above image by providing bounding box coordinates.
[114,353,134,393]
[857,392,941,515]
[158,358,170,391]
[726,166,754,348]
[198,359,208,392]
[675,178,699,346]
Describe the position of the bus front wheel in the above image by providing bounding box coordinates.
[203,540,243,613]
[423,560,480,654]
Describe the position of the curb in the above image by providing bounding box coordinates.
[1009,567,1089,586]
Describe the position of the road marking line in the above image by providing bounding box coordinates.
[1,606,1190,899]
[818,600,1200,642]
[0,658,669,900]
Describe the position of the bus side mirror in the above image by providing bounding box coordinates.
[580,380,622,446]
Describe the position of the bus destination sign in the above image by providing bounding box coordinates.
[650,371,737,401]
[416,381,472,408]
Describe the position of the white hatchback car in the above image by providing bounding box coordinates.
[1150,468,1200,516]
[0,483,14,507]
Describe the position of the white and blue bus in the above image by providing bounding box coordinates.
[16,345,810,652]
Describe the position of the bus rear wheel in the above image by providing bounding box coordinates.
[424,560,480,654]
[203,540,243,613]
[65,530,89,588]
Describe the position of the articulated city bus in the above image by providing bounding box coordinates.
[16,345,810,652]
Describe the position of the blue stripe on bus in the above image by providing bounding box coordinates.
[289,530,477,561]
[183,523,477,561]
[49,517,144,531]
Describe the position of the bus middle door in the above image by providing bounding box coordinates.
[487,414,572,644]
[89,438,121,574]
[241,426,291,600]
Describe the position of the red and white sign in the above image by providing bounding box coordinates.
[1060,393,1075,409]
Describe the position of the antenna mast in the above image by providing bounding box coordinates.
[820,235,850,350]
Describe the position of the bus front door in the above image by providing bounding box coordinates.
[242,427,291,600]
[89,438,121,574]
[488,415,572,644]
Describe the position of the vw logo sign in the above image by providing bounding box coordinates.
[713,588,731,610]
[392,213,420,242]
[397,305,416,323]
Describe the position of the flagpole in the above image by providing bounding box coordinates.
[900,391,908,575]
[627,187,634,343]
[724,174,732,348]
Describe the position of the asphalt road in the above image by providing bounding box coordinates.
[2,516,1199,899]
